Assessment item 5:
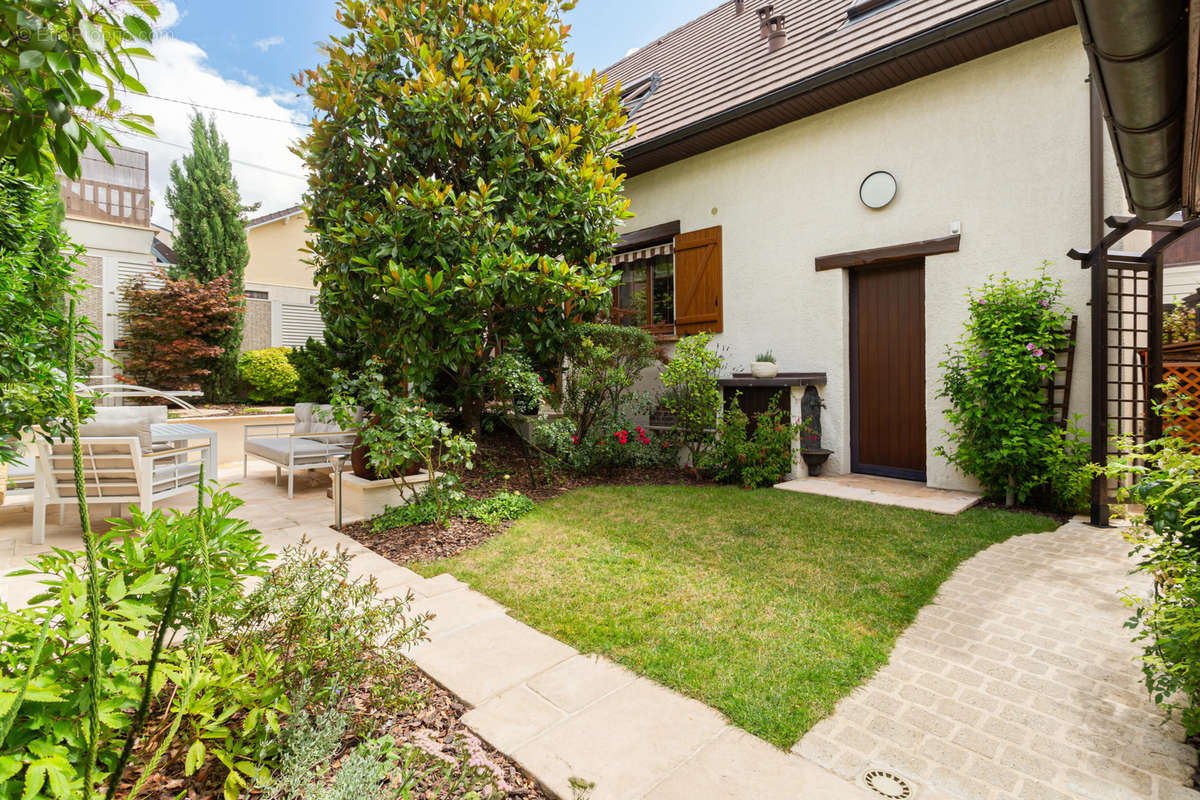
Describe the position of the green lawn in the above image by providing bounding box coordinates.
[414,485,1056,748]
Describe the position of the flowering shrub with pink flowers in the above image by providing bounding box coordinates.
[937,267,1088,510]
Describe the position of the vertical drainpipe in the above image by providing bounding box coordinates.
[1089,81,1104,244]
[1088,79,1110,527]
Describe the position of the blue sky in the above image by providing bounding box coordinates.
[136,1,716,226]
[168,0,715,96]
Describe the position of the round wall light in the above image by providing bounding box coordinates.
[859,170,897,210]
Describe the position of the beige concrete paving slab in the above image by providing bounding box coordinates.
[511,678,729,799]
[644,728,880,800]
[417,572,470,597]
[368,564,427,594]
[409,588,508,639]
[462,684,567,752]
[775,473,980,514]
[406,614,576,706]
[525,654,638,714]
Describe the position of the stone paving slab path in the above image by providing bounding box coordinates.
[4,467,1198,799]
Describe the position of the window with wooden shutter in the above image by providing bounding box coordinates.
[673,226,722,334]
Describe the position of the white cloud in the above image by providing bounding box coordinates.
[115,3,309,227]
[253,35,285,53]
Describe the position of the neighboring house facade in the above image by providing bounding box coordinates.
[242,205,326,351]
[602,0,1132,492]
[58,145,157,382]
[1151,230,1200,304]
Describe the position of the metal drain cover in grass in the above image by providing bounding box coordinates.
[859,768,915,799]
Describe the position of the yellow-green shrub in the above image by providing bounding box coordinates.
[237,348,299,403]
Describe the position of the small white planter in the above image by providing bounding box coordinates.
[333,470,442,522]
[750,361,779,379]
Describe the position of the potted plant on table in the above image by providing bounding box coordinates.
[751,351,778,379]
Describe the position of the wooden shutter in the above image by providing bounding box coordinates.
[673,226,722,334]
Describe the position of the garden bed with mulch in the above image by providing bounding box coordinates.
[340,429,709,564]
[119,654,550,800]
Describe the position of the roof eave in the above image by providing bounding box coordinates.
[1072,0,1189,222]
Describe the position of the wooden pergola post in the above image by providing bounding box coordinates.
[1089,246,1109,527]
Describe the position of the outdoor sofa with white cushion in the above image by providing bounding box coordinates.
[32,406,211,544]
[243,403,358,498]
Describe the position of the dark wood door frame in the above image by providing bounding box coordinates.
[849,260,927,482]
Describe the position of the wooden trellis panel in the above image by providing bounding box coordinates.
[1047,315,1078,428]
[1164,362,1200,446]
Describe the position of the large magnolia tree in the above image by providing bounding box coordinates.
[297,0,631,432]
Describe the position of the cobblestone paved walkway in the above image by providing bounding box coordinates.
[795,519,1199,800]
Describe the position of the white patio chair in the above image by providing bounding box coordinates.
[32,434,211,544]
[243,402,358,499]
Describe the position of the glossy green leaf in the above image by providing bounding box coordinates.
[122,14,153,41]
[19,51,46,70]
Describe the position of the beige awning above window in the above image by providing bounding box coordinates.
[611,242,673,265]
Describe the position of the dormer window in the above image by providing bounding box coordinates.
[847,0,904,22]
[620,72,661,119]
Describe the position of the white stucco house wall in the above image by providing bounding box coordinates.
[601,0,1133,492]
[58,145,157,382]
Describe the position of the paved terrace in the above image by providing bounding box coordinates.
[1,465,1196,800]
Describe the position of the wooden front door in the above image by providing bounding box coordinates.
[850,259,926,480]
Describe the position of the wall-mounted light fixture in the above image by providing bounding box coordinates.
[859,170,897,209]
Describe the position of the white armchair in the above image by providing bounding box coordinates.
[33,434,210,544]
[243,403,357,498]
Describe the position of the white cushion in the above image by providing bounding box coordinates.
[245,437,349,466]
[293,402,356,446]
[78,406,167,452]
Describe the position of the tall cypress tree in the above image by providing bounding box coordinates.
[165,113,254,400]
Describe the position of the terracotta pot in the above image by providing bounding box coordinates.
[350,432,377,480]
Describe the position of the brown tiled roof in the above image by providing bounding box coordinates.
[602,0,1074,174]
[152,236,178,265]
[245,204,304,229]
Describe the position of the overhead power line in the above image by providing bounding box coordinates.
[117,88,312,127]
[113,129,308,180]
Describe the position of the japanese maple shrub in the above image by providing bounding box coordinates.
[297,0,632,433]
[117,269,240,392]
[937,268,1089,510]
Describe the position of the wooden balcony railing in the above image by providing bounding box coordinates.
[60,177,150,227]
